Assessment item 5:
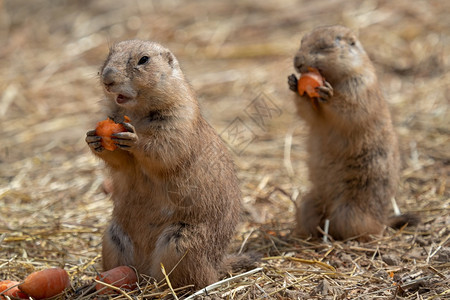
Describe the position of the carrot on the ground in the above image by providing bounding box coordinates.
[95,266,138,294]
[0,280,28,299]
[18,267,70,299]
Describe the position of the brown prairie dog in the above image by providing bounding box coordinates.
[85,40,241,288]
[288,25,402,241]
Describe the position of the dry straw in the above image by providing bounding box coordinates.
[1,0,449,299]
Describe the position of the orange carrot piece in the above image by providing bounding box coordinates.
[95,116,130,151]
[297,67,324,98]
[0,280,28,299]
[95,266,138,294]
[18,268,70,299]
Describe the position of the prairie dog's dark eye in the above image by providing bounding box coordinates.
[316,43,333,52]
[138,56,149,65]
[349,39,356,46]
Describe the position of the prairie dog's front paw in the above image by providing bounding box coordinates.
[86,130,104,153]
[288,74,298,92]
[317,81,333,102]
[111,122,139,150]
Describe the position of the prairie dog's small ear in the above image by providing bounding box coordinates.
[163,51,175,68]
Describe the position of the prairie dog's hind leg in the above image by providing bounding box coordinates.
[150,223,219,289]
[295,193,323,238]
[328,204,385,241]
[102,222,135,270]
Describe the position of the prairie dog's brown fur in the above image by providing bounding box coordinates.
[288,25,403,241]
[86,40,241,288]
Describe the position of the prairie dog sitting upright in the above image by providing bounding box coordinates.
[86,40,241,288]
[288,25,412,241]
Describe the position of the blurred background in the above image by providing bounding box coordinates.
[0,0,448,297]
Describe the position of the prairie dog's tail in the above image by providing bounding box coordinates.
[388,213,420,229]
[220,252,261,276]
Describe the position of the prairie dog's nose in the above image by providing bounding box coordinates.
[102,67,118,86]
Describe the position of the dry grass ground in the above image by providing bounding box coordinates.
[0,0,448,299]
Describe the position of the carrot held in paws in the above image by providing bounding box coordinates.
[95,116,131,151]
[297,67,324,111]
[297,67,324,98]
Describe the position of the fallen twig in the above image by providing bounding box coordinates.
[185,267,264,299]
